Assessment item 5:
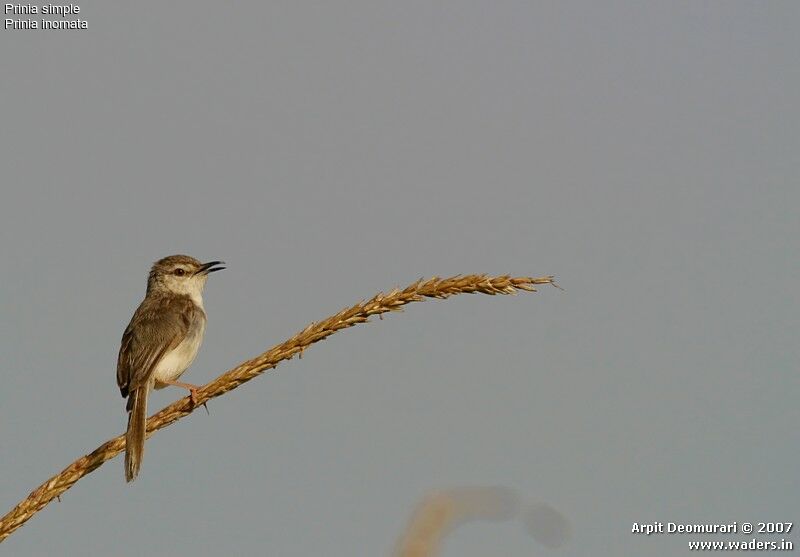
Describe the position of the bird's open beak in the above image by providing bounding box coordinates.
[196,261,226,275]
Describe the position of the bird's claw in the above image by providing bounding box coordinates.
[187,387,210,414]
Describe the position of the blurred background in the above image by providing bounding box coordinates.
[1,2,797,555]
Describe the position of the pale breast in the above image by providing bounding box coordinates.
[152,317,206,388]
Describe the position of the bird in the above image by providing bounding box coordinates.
[116,255,224,482]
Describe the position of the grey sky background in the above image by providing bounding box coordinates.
[1,2,797,555]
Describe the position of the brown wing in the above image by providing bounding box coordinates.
[116,295,200,398]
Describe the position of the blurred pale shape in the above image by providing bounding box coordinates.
[523,502,572,549]
[393,486,520,557]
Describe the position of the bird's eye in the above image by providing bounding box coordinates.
[174,268,186,276]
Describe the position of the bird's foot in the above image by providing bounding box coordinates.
[188,387,210,414]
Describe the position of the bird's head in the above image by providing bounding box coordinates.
[146,254,225,298]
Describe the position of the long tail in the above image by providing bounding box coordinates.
[125,385,149,482]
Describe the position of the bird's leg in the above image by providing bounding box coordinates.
[160,379,209,414]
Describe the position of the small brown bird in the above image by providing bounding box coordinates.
[116,255,224,482]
